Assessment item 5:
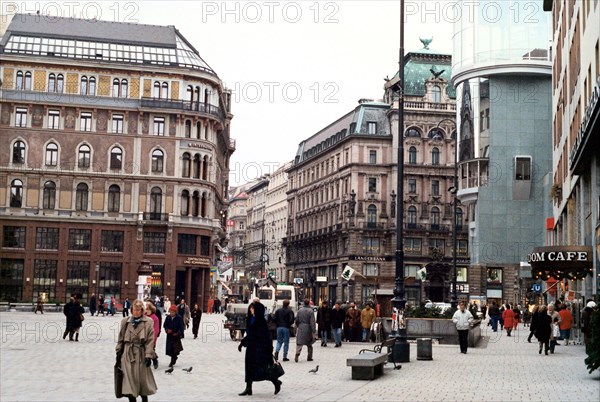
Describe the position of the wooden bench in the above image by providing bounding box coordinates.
[347,352,389,380]
[359,337,400,369]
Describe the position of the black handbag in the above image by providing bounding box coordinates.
[268,358,285,380]
[114,364,123,398]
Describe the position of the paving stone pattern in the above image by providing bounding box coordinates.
[1,312,598,401]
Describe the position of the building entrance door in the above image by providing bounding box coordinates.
[428,275,445,302]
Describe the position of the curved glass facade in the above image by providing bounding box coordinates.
[452,0,551,83]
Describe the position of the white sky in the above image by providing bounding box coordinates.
[5,0,456,184]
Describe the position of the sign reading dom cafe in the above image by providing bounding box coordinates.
[527,246,593,280]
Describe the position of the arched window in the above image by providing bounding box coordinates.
[193,154,201,179]
[80,76,88,95]
[56,74,64,93]
[108,184,120,212]
[78,144,91,168]
[432,85,441,103]
[153,81,160,98]
[431,147,440,165]
[150,187,162,217]
[407,206,417,228]
[456,208,464,230]
[43,181,56,209]
[151,149,164,173]
[45,143,58,166]
[405,128,421,137]
[48,73,56,92]
[182,153,191,178]
[110,147,122,169]
[202,156,209,180]
[196,121,202,139]
[16,71,23,89]
[112,78,120,97]
[75,183,88,211]
[185,120,192,138]
[200,192,207,217]
[367,204,377,228]
[12,141,25,164]
[161,82,168,99]
[428,129,444,140]
[10,179,23,207]
[181,190,190,216]
[88,77,96,95]
[120,79,128,97]
[24,71,32,90]
[187,85,193,104]
[195,86,201,109]
[408,146,417,164]
[192,191,200,217]
[431,207,441,229]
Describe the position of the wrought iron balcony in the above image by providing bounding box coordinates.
[141,98,223,120]
[143,212,169,221]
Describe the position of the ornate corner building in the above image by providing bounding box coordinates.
[0,14,235,306]
[285,41,466,306]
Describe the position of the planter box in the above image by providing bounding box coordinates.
[407,318,481,347]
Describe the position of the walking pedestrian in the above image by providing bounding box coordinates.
[98,295,105,316]
[63,297,75,340]
[273,299,294,361]
[237,301,281,396]
[115,299,157,402]
[191,303,202,339]
[68,297,85,341]
[163,297,171,314]
[582,301,596,349]
[34,295,44,314]
[550,316,560,353]
[481,303,487,320]
[360,303,376,342]
[558,304,573,345]
[163,305,184,368]
[512,305,521,332]
[123,298,131,317]
[452,301,474,354]
[294,298,316,362]
[346,303,361,342]
[502,304,515,337]
[316,301,331,347]
[207,297,214,315]
[145,301,160,369]
[527,305,539,343]
[89,293,97,317]
[535,305,552,355]
[331,301,346,347]
[488,301,500,332]
[177,299,190,330]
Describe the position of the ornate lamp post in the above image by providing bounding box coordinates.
[390,0,410,364]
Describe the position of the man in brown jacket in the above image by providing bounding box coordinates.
[345,303,361,342]
[360,303,376,342]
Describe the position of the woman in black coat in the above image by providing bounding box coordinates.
[191,304,202,339]
[535,305,552,355]
[238,302,281,396]
[527,305,539,342]
[163,305,185,367]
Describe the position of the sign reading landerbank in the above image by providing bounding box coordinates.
[527,246,593,269]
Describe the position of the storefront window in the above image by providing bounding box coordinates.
[487,268,503,284]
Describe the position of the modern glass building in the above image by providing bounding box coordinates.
[451,0,553,306]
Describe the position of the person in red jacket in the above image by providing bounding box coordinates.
[558,305,573,345]
[502,304,516,337]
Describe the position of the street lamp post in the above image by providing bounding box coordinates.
[390,0,409,364]
[437,118,458,309]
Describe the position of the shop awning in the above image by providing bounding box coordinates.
[527,246,593,280]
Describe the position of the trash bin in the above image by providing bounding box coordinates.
[417,338,433,360]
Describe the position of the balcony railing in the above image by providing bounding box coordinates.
[362,222,387,229]
[404,223,451,232]
[143,212,169,221]
[404,101,456,111]
[141,98,223,120]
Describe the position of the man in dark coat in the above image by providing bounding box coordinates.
[331,301,346,347]
[63,297,75,340]
[238,302,281,396]
[535,305,552,355]
[316,301,332,347]
[163,305,185,367]
[89,293,96,317]
[295,299,316,362]
[273,299,295,361]
[488,301,500,332]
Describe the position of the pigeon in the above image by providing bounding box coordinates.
[308,365,319,374]
[182,367,193,373]
[165,366,174,374]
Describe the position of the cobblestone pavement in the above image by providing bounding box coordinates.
[1,311,599,401]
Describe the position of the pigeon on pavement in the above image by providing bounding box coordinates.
[308,365,319,374]
[182,367,193,373]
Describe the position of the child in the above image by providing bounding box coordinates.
[550,317,560,354]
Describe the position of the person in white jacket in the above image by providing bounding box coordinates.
[452,302,474,354]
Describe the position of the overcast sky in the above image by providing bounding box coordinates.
[6,0,456,184]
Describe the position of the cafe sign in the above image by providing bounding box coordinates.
[527,246,593,280]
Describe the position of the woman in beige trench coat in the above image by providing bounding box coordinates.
[116,299,157,402]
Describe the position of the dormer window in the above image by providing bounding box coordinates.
[432,85,441,102]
